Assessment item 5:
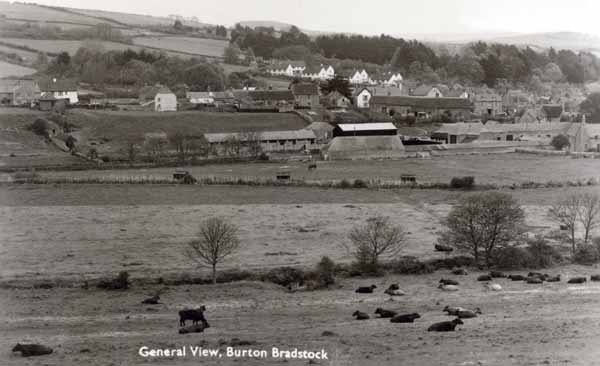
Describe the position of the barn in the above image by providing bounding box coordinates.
[332,123,398,137]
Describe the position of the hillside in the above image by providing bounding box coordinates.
[489,32,600,54]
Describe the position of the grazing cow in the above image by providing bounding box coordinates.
[477,275,492,281]
[307,163,317,171]
[526,277,543,284]
[355,285,377,294]
[546,275,561,282]
[434,244,454,252]
[390,313,421,323]
[438,284,459,291]
[12,344,53,357]
[568,277,587,284]
[439,278,459,286]
[591,275,600,282]
[452,268,468,275]
[374,308,397,318]
[489,271,506,278]
[428,318,464,332]
[142,295,160,305]
[508,274,526,281]
[485,283,502,291]
[457,308,482,319]
[179,306,207,327]
[352,310,370,320]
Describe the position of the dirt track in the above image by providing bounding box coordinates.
[3,268,600,366]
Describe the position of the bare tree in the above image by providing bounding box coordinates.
[347,216,407,270]
[125,139,139,166]
[438,192,526,267]
[222,135,242,157]
[577,193,600,244]
[144,135,168,164]
[240,131,263,158]
[549,194,581,255]
[187,217,240,284]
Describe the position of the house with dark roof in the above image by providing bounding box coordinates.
[38,78,78,104]
[541,104,564,122]
[290,82,320,108]
[471,88,503,116]
[370,96,473,121]
[431,122,484,144]
[234,90,295,112]
[0,79,40,106]
[322,91,351,109]
[410,85,444,98]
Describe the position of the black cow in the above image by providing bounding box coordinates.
[355,285,377,294]
[427,318,464,332]
[179,306,207,327]
[374,308,397,318]
[390,313,421,323]
[12,344,53,357]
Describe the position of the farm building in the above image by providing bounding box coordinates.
[325,135,406,160]
[472,89,503,116]
[39,78,78,104]
[305,122,335,143]
[370,96,473,121]
[333,123,398,137]
[0,79,40,106]
[154,87,177,112]
[204,129,316,154]
[431,122,484,144]
[186,91,235,106]
[290,82,320,108]
[234,90,295,112]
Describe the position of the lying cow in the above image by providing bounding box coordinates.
[12,343,53,357]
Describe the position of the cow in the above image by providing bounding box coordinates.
[12,344,53,357]
[179,306,207,327]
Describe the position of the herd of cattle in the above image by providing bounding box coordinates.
[350,268,599,332]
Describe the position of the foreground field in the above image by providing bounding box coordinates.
[3,267,600,366]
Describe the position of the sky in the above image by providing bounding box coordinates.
[25,0,600,37]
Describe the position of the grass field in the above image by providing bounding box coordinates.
[132,36,228,58]
[33,153,600,186]
[69,7,210,27]
[0,60,36,77]
[0,43,38,63]
[0,1,115,26]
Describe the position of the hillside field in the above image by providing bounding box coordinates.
[132,36,228,58]
[0,60,35,77]
[0,1,119,26]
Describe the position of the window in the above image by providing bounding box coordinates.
[363,95,368,101]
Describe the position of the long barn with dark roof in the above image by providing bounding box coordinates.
[370,96,473,121]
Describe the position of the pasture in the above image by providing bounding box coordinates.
[132,36,228,58]
[0,60,35,77]
[36,153,600,186]
[0,2,114,26]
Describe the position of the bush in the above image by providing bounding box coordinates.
[338,179,352,189]
[387,256,434,274]
[262,267,305,287]
[573,244,600,265]
[551,134,570,150]
[450,176,475,189]
[526,237,563,268]
[29,118,49,138]
[313,256,336,288]
[493,247,534,270]
[97,271,130,290]
[353,179,368,188]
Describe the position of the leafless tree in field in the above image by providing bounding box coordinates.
[347,216,407,270]
[439,192,526,267]
[240,131,263,158]
[548,194,581,255]
[577,193,600,244]
[187,217,240,284]
[144,135,168,163]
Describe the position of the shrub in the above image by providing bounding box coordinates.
[525,236,563,268]
[387,256,434,274]
[338,179,352,189]
[493,247,534,270]
[97,271,130,290]
[262,267,305,287]
[573,244,600,265]
[353,179,368,188]
[29,118,49,138]
[314,256,336,288]
[450,176,475,189]
[551,134,570,150]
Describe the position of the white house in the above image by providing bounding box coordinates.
[317,65,335,80]
[380,73,403,87]
[39,78,78,104]
[354,87,372,108]
[154,87,177,112]
[349,69,371,84]
[267,61,306,77]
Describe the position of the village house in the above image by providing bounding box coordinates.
[267,61,306,77]
[566,115,600,152]
[0,79,40,106]
[353,86,404,109]
[471,89,503,116]
[204,129,316,154]
[354,87,372,109]
[369,96,473,121]
[322,91,351,108]
[290,82,320,108]
[186,91,236,106]
[503,89,534,114]
[431,121,484,144]
[410,85,445,98]
[541,104,564,122]
[39,78,78,104]
[349,69,371,85]
[154,87,177,112]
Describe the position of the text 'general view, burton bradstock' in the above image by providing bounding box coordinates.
[3,0,600,365]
